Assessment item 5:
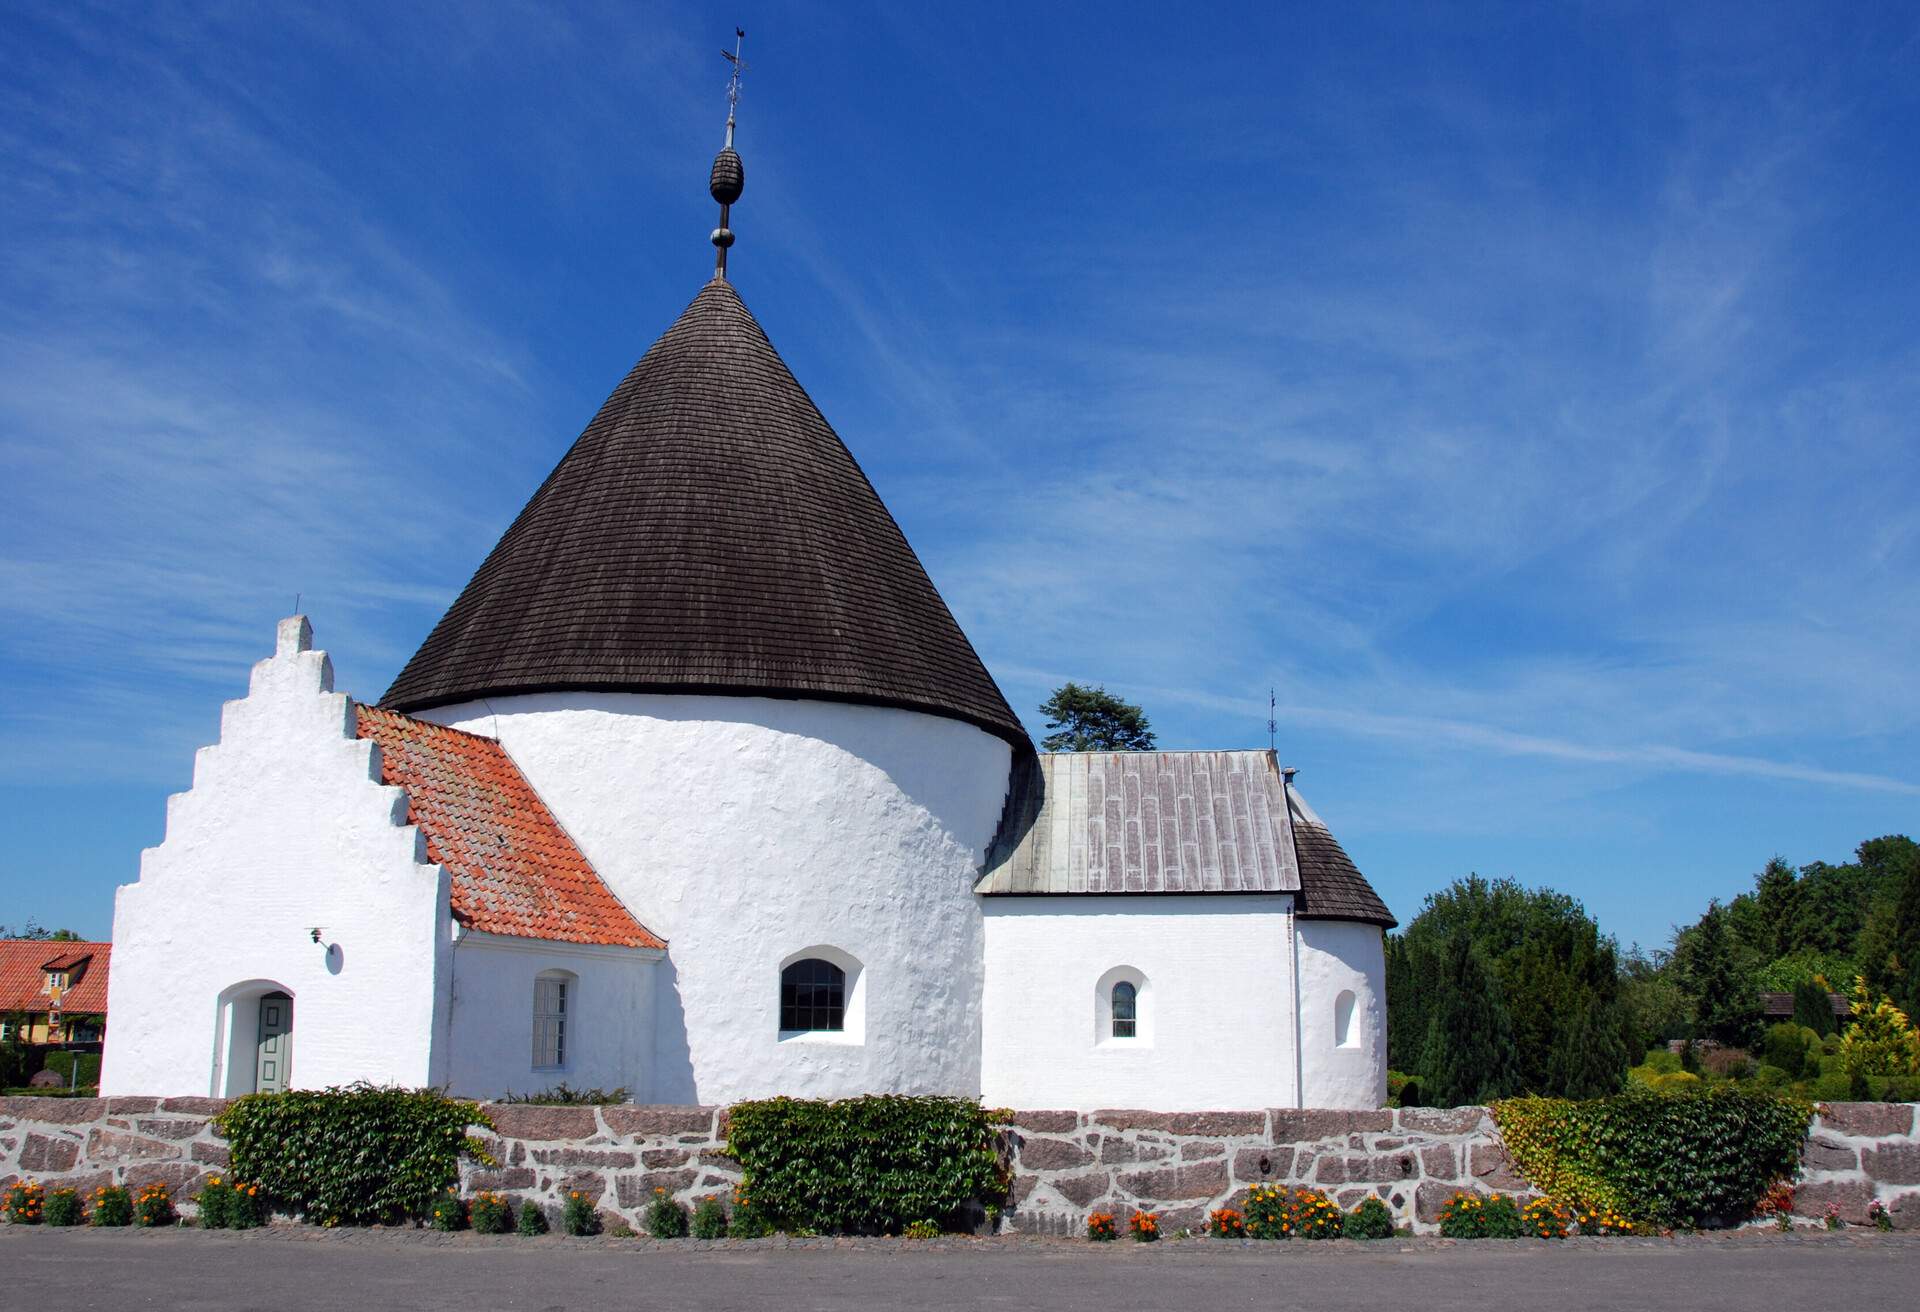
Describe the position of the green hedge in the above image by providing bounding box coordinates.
[40,1051,103,1087]
[1494,1085,1811,1229]
[215,1084,492,1225]
[725,1095,1006,1235]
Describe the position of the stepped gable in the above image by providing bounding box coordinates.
[355,705,661,949]
[382,278,1025,748]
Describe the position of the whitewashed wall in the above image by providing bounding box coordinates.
[444,930,660,1099]
[981,895,1304,1111]
[1297,919,1388,1108]
[103,619,451,1097]
[421,692,1013,1104]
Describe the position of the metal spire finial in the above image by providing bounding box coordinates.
[710,28,747,279]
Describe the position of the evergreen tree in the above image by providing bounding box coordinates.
[1388,874,1628,1097]
[1673,901,1760,1049]
[1889,857,1920,1020]
[1793,976,1839,1036]
[1418,934,1521,1107]
[1752,857,1800,960]
[1037,683,1155,752]
[1546,994,1629,1099]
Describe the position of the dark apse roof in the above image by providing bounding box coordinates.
[382,278,1026,748]
[976,749,1396,925]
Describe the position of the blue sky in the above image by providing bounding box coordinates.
[3,3,1916,949]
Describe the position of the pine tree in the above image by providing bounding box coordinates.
[1547,994,1629,1099]
[1674,901,1760,1049]
[1037,684,1155,752]
[1753,857,1800,960]
[1418,934,1521,1106]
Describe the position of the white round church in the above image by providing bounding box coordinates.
[102,131,1393,1112]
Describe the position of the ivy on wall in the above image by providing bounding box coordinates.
[216,1084,492,1225]
[1494,1085,1811,1229]
[725,1095,1007,1234]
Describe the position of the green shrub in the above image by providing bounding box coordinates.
[690,1195,728,1240]
[1437,1192,1492,1238]
[133,1183,175,1227]
[89,1185,131,1227]
[196,1178,234,1229]
[645,1187,689,1238]
[729,1190,774,1239]
[1493,1085,1811,1229]
[903,1218,941,1239]
[562,1190,599,1236]
[230,1182,267,1230]
[1639,1050,1682,1076]
[215,1084,491,1226]
[43,1188,82,1227]
[41,1050,103,1088]
[516,1201,549,1235]
[1480,1194,1522,1238]
[1346,1196,1394,1240]
[1761,1024,1818,1079]
[724,1096,1007,1235]
[1752,1064,1791,1089]
[469,1192,513,1234]
[429,1191,465,1231]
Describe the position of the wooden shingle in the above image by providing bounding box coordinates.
[382,278,1026,749]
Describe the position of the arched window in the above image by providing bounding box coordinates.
[1095,966,1150,1046]
[780,958,846,1033]
[533,971,574,1069]
[1111,980,1138,1039]
[1334,989,1358,1049]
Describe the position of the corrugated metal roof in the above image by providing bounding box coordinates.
[976,750,1395,925]
[975,750,1302,895]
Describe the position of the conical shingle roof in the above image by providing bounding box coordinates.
[382,278,1027,748]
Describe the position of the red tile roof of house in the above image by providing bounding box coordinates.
[0,940,110,1014]
[355,705,663,949]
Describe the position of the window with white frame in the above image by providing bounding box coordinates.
[532,972,572,1069]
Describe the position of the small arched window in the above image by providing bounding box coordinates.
[1111,980,1138,1039]
[780,958,846,1033]
[1334,989,1358,1049]
[533,971,574,1069]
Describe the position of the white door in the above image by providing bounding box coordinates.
[255,992,292,1094]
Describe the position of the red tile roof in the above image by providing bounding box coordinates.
[0,940,110,1014]
[355,706,663,949]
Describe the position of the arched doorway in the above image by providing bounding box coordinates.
[214,980,295,1096]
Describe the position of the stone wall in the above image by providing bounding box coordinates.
[3,1097,1915,1235]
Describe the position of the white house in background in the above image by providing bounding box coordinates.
[102,129,1394,1109]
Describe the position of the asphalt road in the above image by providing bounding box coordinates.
[5,1227,1916,1311]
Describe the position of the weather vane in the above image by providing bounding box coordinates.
[710,28,747,278]
[721,27,747,148]
[1268,687,1277,753]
